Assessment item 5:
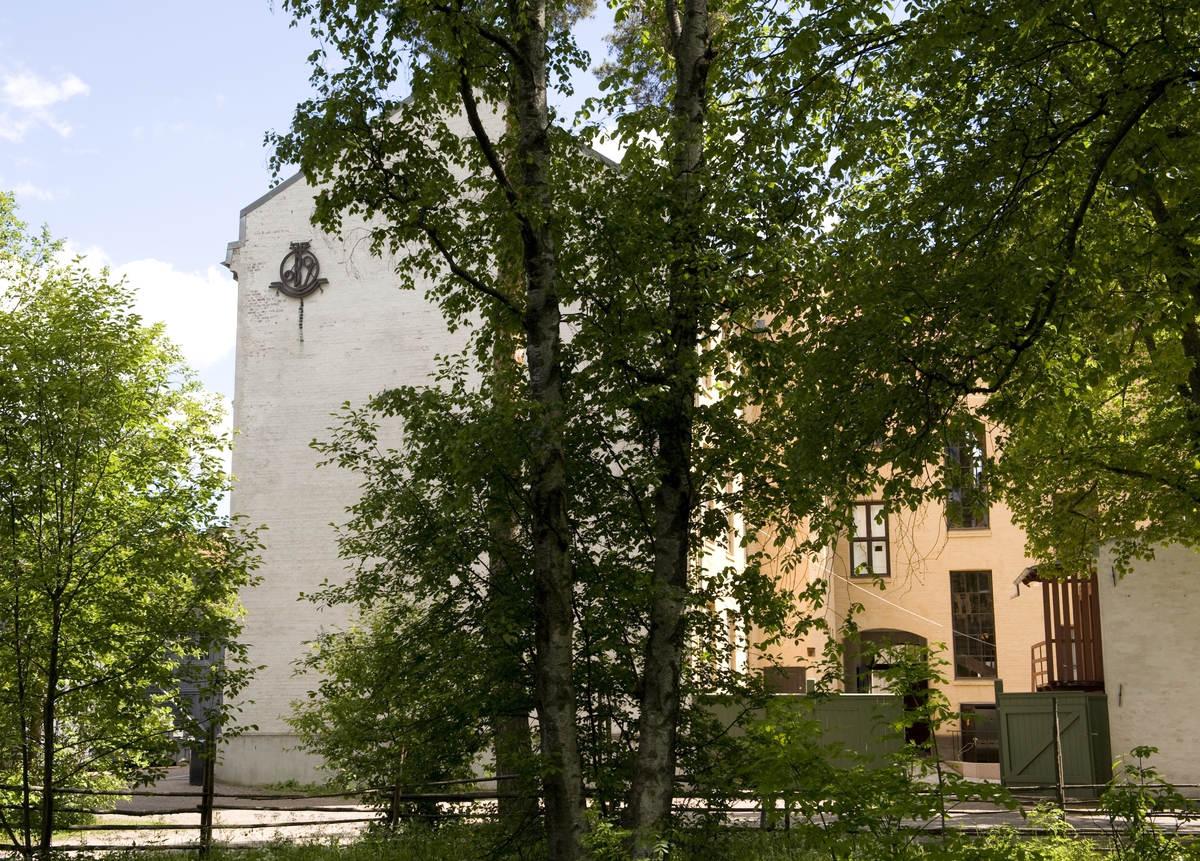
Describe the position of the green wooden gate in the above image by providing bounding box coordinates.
[994,681,1111,797]
[809,694,903,766]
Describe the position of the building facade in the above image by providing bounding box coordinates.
[751,423,1049,777]
[220,166,474,784]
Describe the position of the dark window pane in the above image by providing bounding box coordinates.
[950,570,997,678]
[850,502,889,578]
[960,703,999,763]
[946,425,989,529]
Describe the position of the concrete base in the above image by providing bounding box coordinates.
[215,734,328,787]
[951,761,1001,781]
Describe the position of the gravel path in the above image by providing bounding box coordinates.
[40,769,1200,851]
[53,766,376,850]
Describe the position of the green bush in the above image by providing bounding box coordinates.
[1100,747,1198,861]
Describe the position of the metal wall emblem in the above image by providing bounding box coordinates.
[270,242,329,298]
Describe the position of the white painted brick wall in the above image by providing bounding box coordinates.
[221,174,474,784]
[1099,542,1200,787]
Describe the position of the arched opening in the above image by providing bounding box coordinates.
[844,628,931,748]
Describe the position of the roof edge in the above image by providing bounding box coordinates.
[239,170,306,219]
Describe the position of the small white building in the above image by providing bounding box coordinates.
[1098,542,1200,789]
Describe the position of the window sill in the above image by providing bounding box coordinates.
[953,678,999,684]
[947,527,991,537]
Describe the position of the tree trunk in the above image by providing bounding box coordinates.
[494,710,537,823]
[486,412,538,830]
[508,1,587,857]
[458,2,586,847]
[625,0,712,849]
[38,604,61,857]
[625,408,694,843]
[8,538,35,854]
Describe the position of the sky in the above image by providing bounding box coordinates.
[0,1,614,402]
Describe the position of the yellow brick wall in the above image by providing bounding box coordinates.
[751,435,1047,711]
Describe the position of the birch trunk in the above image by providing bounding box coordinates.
[625,0,712,848]
[38,604,60,857]
[509,1,588,856]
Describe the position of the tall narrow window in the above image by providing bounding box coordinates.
[946,424,989,529]
[950,570,998,678]
[708,500,729,552]
[726,609,739,671]
[850,502,889,578]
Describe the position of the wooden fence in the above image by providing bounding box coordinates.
[3,776,1198,856]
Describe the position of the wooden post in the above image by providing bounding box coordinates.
[1052,697,1066,810]
[387,783,401,829]
[199,723,215,857]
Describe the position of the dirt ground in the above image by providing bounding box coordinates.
[43,767,1200,851]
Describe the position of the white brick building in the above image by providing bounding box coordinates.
[220,170,470,785]
[218,105,753,785]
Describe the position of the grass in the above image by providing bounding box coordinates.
[31,818,1200,861]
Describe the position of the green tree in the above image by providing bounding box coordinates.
[304,369,541,834]
[268,0,897,854]
[775,0,1200,571]
[303,360,789,834]
[289,601,485,805]
[271,3,595,853]
[0,194,259,857]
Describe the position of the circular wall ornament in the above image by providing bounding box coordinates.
[270,242,329,298]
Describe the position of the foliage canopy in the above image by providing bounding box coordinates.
[0,192,259,855]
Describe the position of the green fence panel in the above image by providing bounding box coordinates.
[994,682,1111,797]
[808,694,904,766]
[707,693,904,768]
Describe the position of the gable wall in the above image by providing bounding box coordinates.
[220,175,471,785]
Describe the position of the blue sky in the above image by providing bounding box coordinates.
[1,1,613,401]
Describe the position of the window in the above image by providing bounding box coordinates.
[726,609,739,671]
[763,666,806,693]
[950,570,998,678]
[959,703,999,763]
[707,500,728,552]
[945,425,989,528]
[850,502,889,577]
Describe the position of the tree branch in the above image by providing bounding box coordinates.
[456,64,525,218]
[1083,459,1200,504]
[419,220,524,319]
[432,5,528,71]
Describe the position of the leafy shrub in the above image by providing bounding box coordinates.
[1100,747,1198,861]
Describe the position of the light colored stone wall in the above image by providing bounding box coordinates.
[1099,542,1200,787]
[221,167,477,784]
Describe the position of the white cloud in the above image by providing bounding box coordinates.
[12,181,60,201]
[0,69,90,142]
[59,243,237,370]
[117,259,237,368]
[4,72,88,109]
